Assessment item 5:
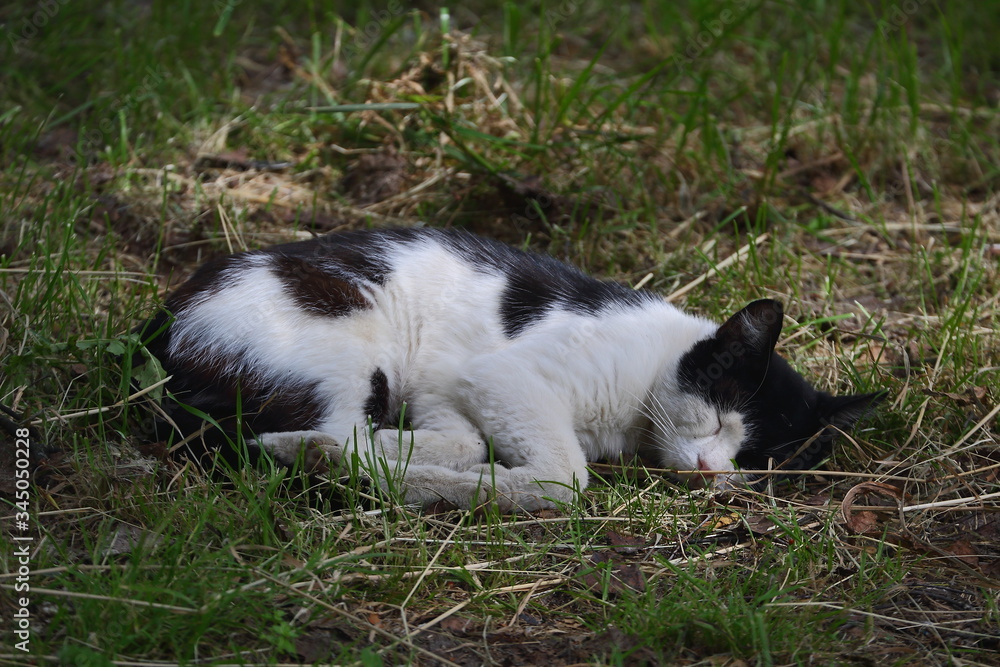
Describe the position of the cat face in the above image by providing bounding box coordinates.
[651,299,883,488]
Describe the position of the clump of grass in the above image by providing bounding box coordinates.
[1,1,998,664]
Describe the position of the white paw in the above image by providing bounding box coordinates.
[256,431,343,473]
[466,465,566,513]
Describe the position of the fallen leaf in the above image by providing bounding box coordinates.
[606,530,645,554]
[579,553,646,596]
[845,510,880,535]
[439,616,476,634]
[702,511,741,532]
[944,538,979,567]
[840,481,903,534]
[746,514,777,535]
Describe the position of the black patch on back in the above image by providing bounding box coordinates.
[411,228,659,337]
[179,228,655,337]
[260,228,422,285]
[497,259,656,337]
[270,254,371,317]
[363,368,391,427]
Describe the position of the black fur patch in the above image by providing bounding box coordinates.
[270,254,371,317]
[260,229,410,285]
[363,368,392,427]
[136,312,326,466]
[237,228,656,337]
[498,261,655,337]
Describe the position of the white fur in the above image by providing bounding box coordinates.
[168,238,743,511]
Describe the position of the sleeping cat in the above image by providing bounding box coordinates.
[138,227,882,512]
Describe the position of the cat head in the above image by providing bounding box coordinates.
[649,299,884,489]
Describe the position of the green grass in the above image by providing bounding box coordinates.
[2,0,999,664]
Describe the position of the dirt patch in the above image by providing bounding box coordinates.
[341,147,408,206]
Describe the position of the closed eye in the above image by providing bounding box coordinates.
[711,415,723,437]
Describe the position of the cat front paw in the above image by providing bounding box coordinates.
[494,491,558,514]
[466,465,565,513]
[256,431,344,473]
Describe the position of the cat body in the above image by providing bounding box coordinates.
[140,228,880,511]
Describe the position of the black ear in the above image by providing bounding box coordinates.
[716,299,784,358]
[819,391,887,430]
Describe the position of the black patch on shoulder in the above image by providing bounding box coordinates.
[498,263,655,337]
[271,254,371,317]
[363,368,391,427]
[417,228,658,337]
[501,271,562,336]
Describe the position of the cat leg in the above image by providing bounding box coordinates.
[370,428,487,470]
[452,357,593,511]
[367,403,538,508]
[255,397,581,512]
[255,415,488,480]
[359,401,491,480]
[255,427,502,508]
[255,428,565,511]
[387,462,518,508]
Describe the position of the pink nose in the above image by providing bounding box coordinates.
[696,456,714,474]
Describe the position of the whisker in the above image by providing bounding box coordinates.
[642,389,676,433]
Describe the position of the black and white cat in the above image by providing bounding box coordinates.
[139,227,882,512]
